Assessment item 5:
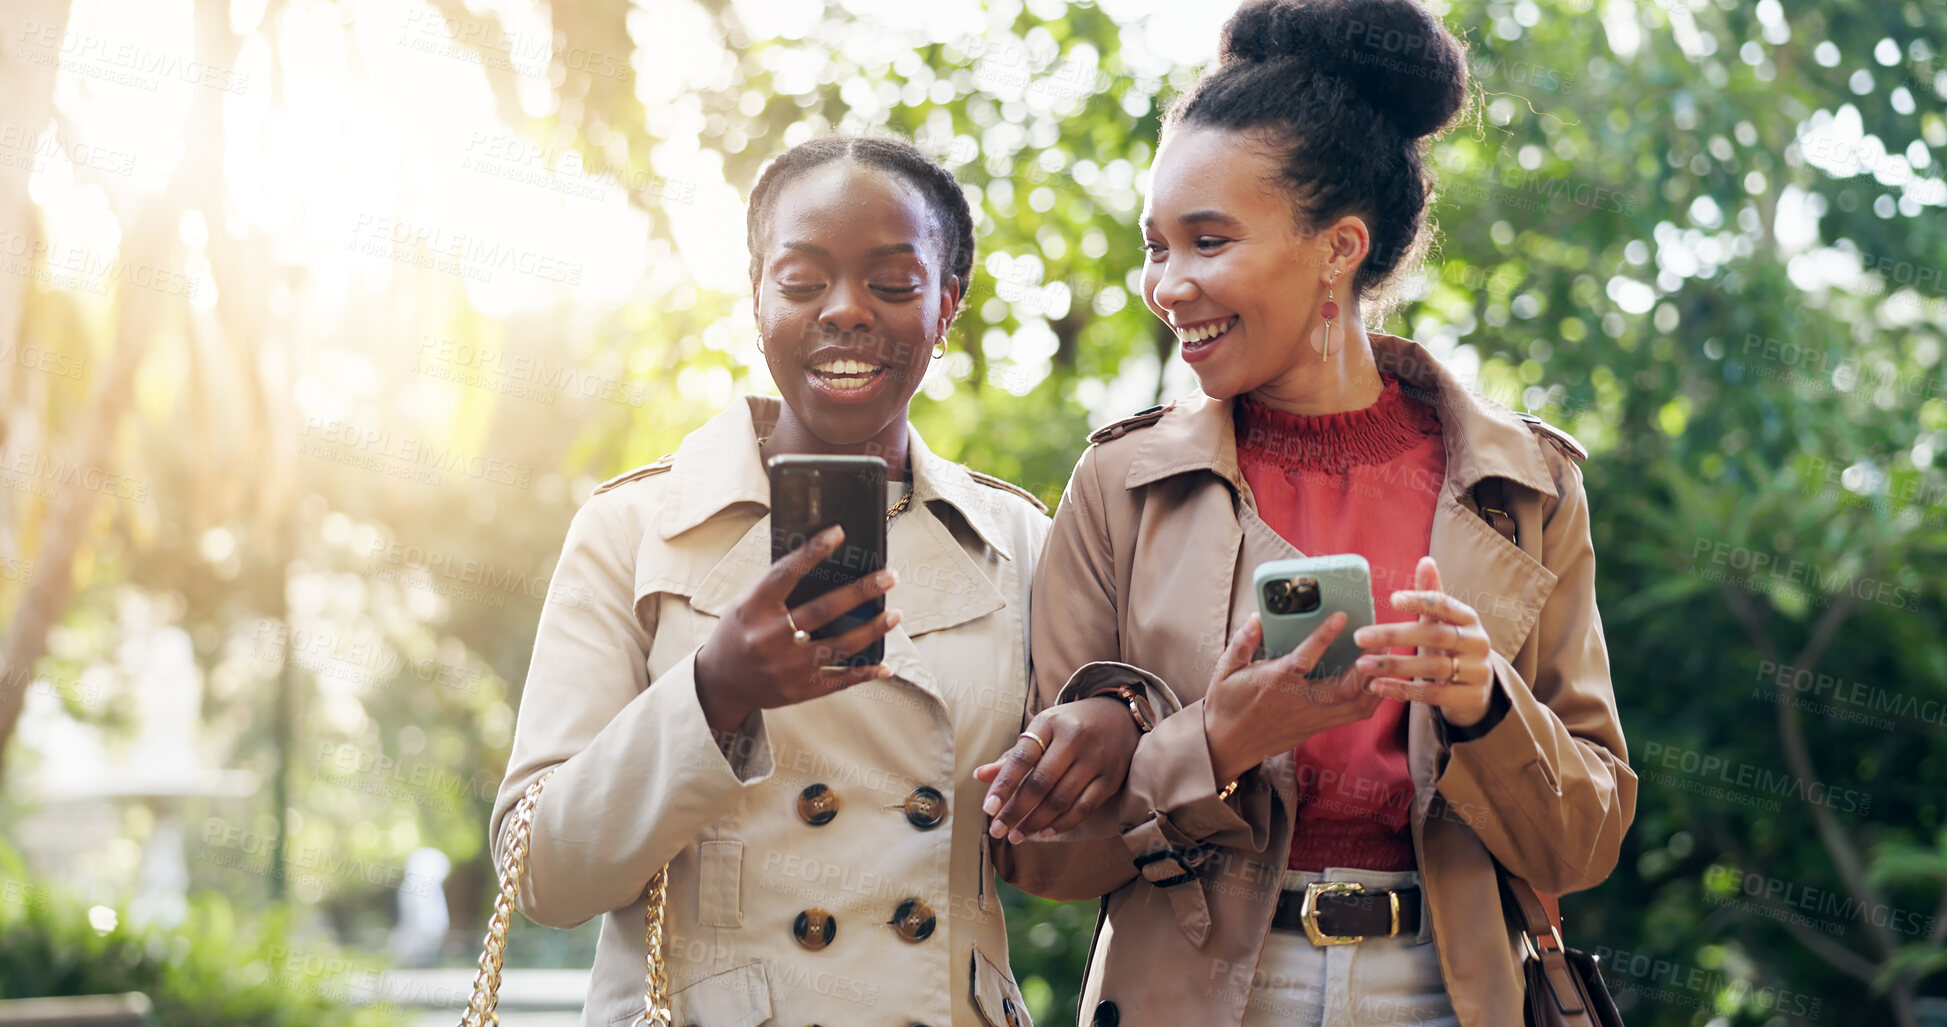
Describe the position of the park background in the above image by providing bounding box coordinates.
[0,0,1943,1023]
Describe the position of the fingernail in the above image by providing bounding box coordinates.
[821,524,844,542]
[1353,628,1372,645]
[1035,828,1056,840]
[886,610,903,627]
[983,795,1000,815]
[1007,829,1025,844]
[989,821,1007,838]
[878,569,897,588]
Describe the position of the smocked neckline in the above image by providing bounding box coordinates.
[1234,376,1441,473]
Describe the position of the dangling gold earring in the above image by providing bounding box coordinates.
[933,338,947,360]
[1319,269,1342,362]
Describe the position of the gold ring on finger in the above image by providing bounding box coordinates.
[1449,654,1460,682]
[1449,622,1461,649]
[785,609,809,645]
[1017,730,1048,756]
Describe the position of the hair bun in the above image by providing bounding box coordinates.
[1219,0,1468,139]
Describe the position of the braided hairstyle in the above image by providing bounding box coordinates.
[746,136,976,324]
[1170,0,1469,311]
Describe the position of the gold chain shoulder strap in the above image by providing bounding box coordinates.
[460,768,673,1026]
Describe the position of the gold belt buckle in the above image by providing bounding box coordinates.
[1300,881,1367,946]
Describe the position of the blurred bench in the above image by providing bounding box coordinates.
[0,994,155,1026]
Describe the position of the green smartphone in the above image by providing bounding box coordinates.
[1253,555,1374,679]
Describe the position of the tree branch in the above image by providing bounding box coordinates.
[1723,578,1901,961]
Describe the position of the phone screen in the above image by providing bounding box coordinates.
[767,455,888,667]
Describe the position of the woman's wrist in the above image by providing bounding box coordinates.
[1202,701,1259,790]
[694,653,753,741]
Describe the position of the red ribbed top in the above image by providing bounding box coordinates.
[1233,376,1447,872]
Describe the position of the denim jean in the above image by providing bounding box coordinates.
[1238,868,1460,1027]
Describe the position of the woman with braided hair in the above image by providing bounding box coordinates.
[491,136,1124,1026]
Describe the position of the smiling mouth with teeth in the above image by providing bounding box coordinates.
[1175,316,1238,350]
[808,357,889,390]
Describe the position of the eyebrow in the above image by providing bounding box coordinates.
[779,241,920,258]
[1141,208,1246,233]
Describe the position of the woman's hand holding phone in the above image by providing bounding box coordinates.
[1201,613,1383,787]
[695,525,903,739]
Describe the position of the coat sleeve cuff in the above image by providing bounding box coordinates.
[1118,698,1270,852]
[1052,660,1185,715]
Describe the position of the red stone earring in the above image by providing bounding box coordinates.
[1319,269,1342,361]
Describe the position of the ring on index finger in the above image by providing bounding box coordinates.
[1017,730,1048,757]
[784,609,809,645]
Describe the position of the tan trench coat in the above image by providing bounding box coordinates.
[492,394,1051,1027]
[996,333,1636,1027]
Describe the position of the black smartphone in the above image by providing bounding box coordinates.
[767,454,888,667]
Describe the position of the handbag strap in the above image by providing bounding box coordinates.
[460,768,674,1026]
[1496,867,1590,1019]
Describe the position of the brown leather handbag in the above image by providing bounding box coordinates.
[1498,869,1624,1027]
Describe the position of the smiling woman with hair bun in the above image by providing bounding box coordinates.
[983,1,1633,1024]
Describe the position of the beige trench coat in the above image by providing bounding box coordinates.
[996,333,1635,1027]
[492,394,1051,1027]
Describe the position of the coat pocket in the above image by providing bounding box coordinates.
[970,945,1033,1027]
[608,960,772,1027]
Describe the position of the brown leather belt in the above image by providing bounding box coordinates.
[1270,882,1422,946]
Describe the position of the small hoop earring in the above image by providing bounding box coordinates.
[755,337,766,356]
[933,338,947,360]
[1319,270,1342,362]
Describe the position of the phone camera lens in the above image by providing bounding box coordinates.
[1263,576,1322,616]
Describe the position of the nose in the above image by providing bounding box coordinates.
[820,278,873,334]
[1148,258,1198,312]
